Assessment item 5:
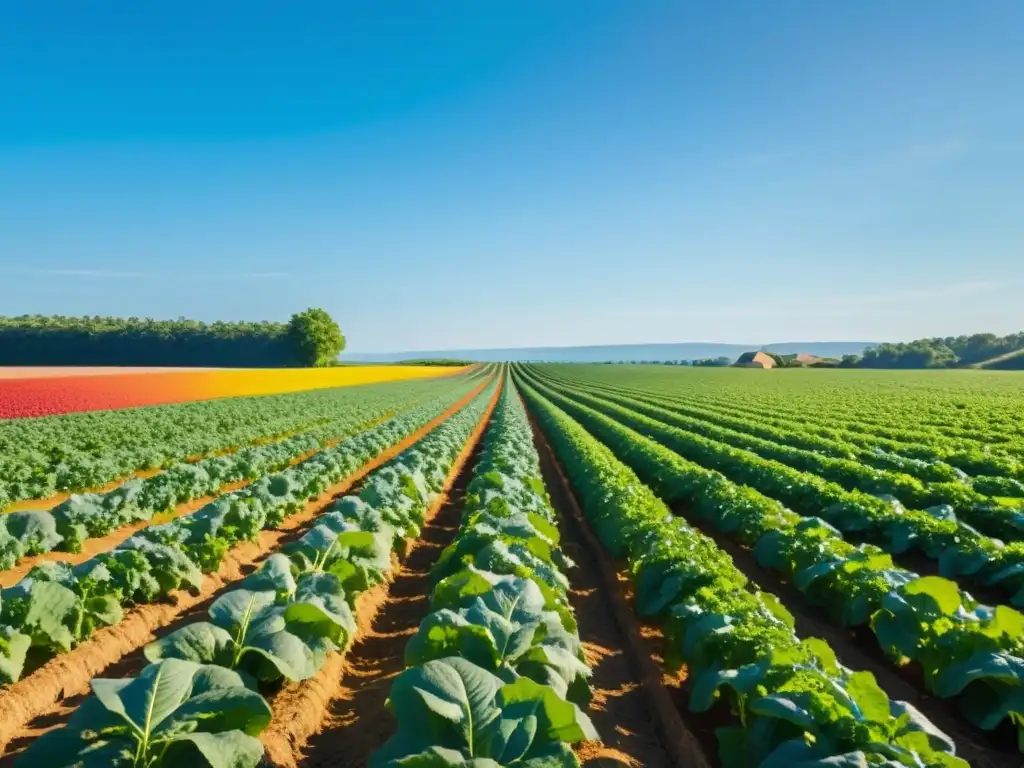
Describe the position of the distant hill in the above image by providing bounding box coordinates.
[347,341,876,364]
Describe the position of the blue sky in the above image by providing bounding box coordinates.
[1,2,1022,353]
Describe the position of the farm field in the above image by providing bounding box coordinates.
[0,363,469,418]
[9,3,1023,765]
[2,362,1024,767]
[0,367,223,379]
[513,363,1024,766]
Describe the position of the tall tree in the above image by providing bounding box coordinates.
[287,308,346,366]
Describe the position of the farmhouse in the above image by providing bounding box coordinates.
[735,351,776,369]
[793,353,823,366]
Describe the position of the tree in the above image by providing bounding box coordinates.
[860,340,957,369]
[692,356,733,367]
[287,308,346,367]
[0,313,294,366]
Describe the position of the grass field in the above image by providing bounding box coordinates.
[2,362,1024,768]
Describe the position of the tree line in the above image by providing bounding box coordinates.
[840,332,1024,370]
[0,308,345,367]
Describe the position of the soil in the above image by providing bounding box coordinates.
[289,417,490,766]
[1,418,327,516]
[522,374,1022,766]
[0,376,494,760]
[0,479,250,588]
[0,419,391,580]
[2,469,166,515]
[673,504,1020,768]
[263,379,501,767]
[527,405,712,768]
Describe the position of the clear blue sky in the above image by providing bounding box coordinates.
[2,2,1022,353]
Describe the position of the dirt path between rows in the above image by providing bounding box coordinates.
[522,374,1023,765]
[672,506,1019,768]
[0,377,494,760]
[0,415,403,588]
[260,377,501,767]
[0,478,248,588]
[526,404,711,768]
[0,418,337,516]
[292,426,486,767]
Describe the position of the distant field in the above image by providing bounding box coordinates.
[5,361,1024,767]
[0,364,469,418]
[0,366,221,379]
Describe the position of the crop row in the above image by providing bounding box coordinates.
[0,362,474,419]
[523,372,1024,610]
[682,391,1024,481]
[589,364,1024,447]
[518,372,1024,753]
[17,374,500,767]
[658,388,1024,481]
[690,386,1022,447]
[0,382,437,572]
[372,379,597,765]
[531,363,1024,458]
[528,365,1024,480]
[0,375,491,689]
[0,368,485,508]
[528,365,1024,488]
[518,376,964,767]
[525,368,1024,540]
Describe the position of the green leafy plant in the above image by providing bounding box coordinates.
[21,659,272,767]
[517,374,966,767]
[372,657,595,767]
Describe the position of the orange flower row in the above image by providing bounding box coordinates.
[0,366,469,418]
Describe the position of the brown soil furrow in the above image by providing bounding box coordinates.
[1,419,335,516]
[0,377,493,759]
[671,507,1018,768]
[1,478,249,588]
[2,468,166,515]
[0,416,403,587]
[526,404,712,768]
[262,378,501,767]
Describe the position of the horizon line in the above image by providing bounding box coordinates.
[345,339,881,357]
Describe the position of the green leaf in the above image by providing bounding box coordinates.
[801,638,839,676]
[23,580,78,651]
[154,664,272,736]
[24,659,271,768]
[291,572,356,639]
[241,553,296,595]
[525,513,560,546]
[516,645,591,704]
[164,731,267,768]
[889,699,958,757]
[405,609,503,670]
[388,657,504,754]
[985,605,1024,639]
[757,591,796,630]
[845,671,891,723]
[749,694,817,729]
[80,595,124,638]
[0,627,31,684]
[496,676,598,744]
[933,650,1024,699]
[903,576,963,616]
[205,587,346,681]
[145,622,234,666]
